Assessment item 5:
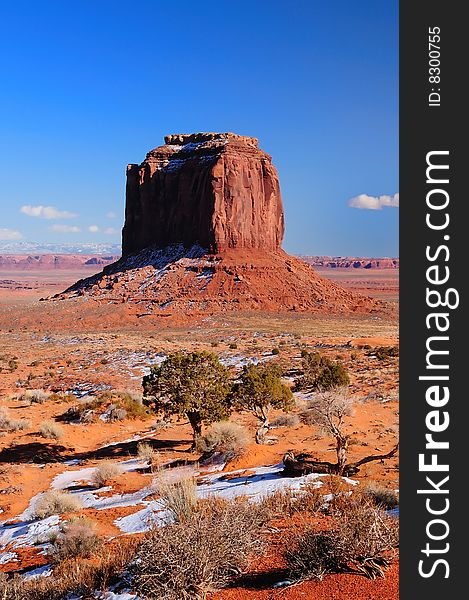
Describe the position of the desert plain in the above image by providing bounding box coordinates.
[0,259,399,599]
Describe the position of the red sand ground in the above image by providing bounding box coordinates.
[0,262,399,598]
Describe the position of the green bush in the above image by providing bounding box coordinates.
[296,351,350,391]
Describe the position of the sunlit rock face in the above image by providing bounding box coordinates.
[122,133,284,256]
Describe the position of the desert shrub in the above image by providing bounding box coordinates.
[296,351,350,391]
[137,441,158,463]
[271,413,300,428]
[50,518,102,561]
[0,408,31,432]
[0,575,65,600]
[154,474,198,523]
[229,342,238,349]
[151,418,170,431]
[260,485,323,517]
[106,404,127,422]
[286,528,346,581]
[210,341,219,347]
[285,498,398,581]
[366,346,399,360]
[92,461,122,487]
[48,392,76,403]
[17,389,50,404]
[362,481,399,509]
[39,420,64,440]
[96,390,150,420]
[196,421,250,458]
[131,497,268,599]
[52,538,138,597]
[33,490,82,519]
[259,488,294,517]
[0,538,138,600]
[295,483,325,513]
[272,347,280,355]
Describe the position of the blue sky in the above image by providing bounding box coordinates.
[0,0,398,256]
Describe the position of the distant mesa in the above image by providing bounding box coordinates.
[56,133,387,316]
[302,257,399,270]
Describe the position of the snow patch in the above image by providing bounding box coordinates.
[0,550,18,564]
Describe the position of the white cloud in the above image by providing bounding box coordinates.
[88,225,100,233]
[104,227,118,235]
[50,224,81,233]
[0,228,23,240]
[347,193,399,210]
[106,211,117,219]
[20,205,78,219]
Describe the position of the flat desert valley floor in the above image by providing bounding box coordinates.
[0,263,399,599]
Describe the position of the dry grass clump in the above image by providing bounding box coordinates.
[196,421,250,458]
[92,461,122,487]
[49,517,102,561]
[154,473,198,523]
[362,481,399,509]
[33,490,82,519]
[39,420,64,440]
[98,390,150,420]
[0,538,138,599]
[131,497,269,599]
[271,413,300,428]
[16,389,50,404]
[260,483,324,517]
[106,404,127,422]
[137,441,159,463]
[285,495,399,581]
[0,408,31,432]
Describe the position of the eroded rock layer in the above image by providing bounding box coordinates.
[122,133,284,256]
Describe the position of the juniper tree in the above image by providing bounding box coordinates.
[143,351,232,449]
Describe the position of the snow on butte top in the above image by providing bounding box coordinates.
[163,132,259,147]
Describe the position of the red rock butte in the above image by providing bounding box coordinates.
[122,132,284,256]
[58,133,387,316]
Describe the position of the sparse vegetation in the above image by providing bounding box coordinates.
[232,363,293,443]
[228,342,238,349]
[296,351,350,391]
[366,345,399,360]
[271,413,300,428]
[143,351,232,448]
[285,495,398,581]
[16,389,50,404]
[92,461,122,487]
[33,490,82,519]
[137,441,159,463]
[50,518,102,561]
[302,388,355,474]
[98,390,150,420]
[362,481,399,509]
[0,538,138,599]
[39,420,64,440]
[0,408,31,432]
[106,404,127,421]
[131,497,269,599]
[197,421,250,458]
[154,474,198,523]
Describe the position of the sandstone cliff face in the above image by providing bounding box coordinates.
[122,133,284,256]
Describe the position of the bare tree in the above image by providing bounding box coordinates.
[284,388,398,477]
[307,388,355,474]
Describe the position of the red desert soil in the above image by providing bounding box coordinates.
[0,263,399,599]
